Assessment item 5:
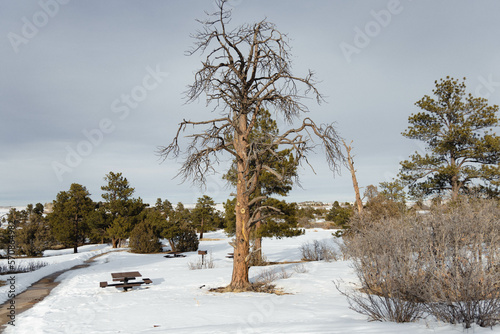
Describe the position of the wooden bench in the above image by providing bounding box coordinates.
[100,271,152,291]
[226,252,234,259]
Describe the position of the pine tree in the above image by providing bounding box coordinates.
[191,195,220,239]
[326,201,353,229]
[48,184,94,253]
[223,109,300,263]
[101,172,145,247]
[400,77,500,200]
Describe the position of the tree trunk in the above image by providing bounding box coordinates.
[73,214,78,253]
[343,140,363,214]
[230,116,251,290]
[232,184,250,290]
[168,239,176,252]
[253,212,263,264]
[200,217,204,240]
[451,157,459,201]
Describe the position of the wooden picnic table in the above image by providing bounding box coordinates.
[100,271,152,291]
[112,271,141,283]
[164,252,186,258]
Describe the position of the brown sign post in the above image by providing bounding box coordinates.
[198,250,207,266]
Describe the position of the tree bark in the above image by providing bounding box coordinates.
[73,213,78,253]
[253,212,263,264]
[230,116,251,290]
[451,157,459,201]
[199,217,204,240]
[343,140,363,214]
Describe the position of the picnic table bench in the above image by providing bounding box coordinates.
[100,271,152,291]
[226,252,234,259]
[164,251,186,258]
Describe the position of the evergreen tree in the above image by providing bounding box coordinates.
[101,172,145,247]
[379,179,407,204]
[156,202,200,252]
[86,203,109,244]
[400,77,500,200]
[326,201,353,229]
[191,195,221,239]
[224,109,300,262]
[48,184,94,253]
[4,205,52,256]
[16,215,51,257]
[129,209,163,254]
[363,185,402,221]
[223,198,237,236]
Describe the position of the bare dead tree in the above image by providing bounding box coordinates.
[159,0,343,290]
[342,140,363,214]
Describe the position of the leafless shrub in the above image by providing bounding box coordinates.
[256,267,278,285]
[278,267,293,280]
[256,266,292,285]
[341,197,500,328]
[293,263,309,274]
[300,240,338,262]
[188,251,215,270]
[335,280,424,323]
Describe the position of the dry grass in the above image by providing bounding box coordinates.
[210,283,290,295]
[210,265,295,295]
[0,261,49,275]
[187,251,215,270]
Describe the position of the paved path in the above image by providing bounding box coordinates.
[0,251,115,332]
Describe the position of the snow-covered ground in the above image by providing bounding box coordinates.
[0,244,113,305]
[2,229,497,333]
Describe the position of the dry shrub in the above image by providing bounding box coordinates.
[0,260,49,274]
[293,263,309,274]
[188,250,215,270]
[300,240,338,262]
[341,197,500,328]
[255,266,293,285]
[256,267,279,285]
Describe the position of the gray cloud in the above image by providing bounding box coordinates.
[1,0,499,206]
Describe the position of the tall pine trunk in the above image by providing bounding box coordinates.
[230,115,251,290]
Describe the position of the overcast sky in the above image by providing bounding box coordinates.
[1,0,500,207]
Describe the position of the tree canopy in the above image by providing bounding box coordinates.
[48,183,94,253]
[400,77,500,200]
[159,0,343,290]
